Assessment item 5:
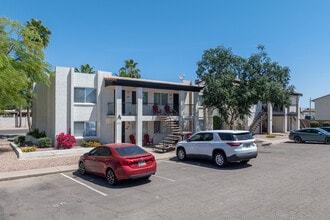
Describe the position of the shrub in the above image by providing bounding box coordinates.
[14,136,25,147]
[82,140,101,148]
[266,134,276,138]
[56,132,76,149]
[21,146,36,152]
[322,121,330,127]
[28,128,46,139]
[310,121,319,127]
[38,137,53,148]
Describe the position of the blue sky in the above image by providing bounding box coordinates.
[2,0,330,108]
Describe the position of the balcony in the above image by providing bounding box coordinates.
[107,102,194,116]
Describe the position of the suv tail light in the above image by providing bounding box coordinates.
[227,142,242,147]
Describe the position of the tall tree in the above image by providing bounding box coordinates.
[118,59,141,78]
[74,64,95,74]
[0,17,52,130]
[197,45,294,129]
[197,46,248,128]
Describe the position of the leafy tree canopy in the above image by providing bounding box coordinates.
[197,45,294,128]
[0,17,52,129]
[117,59,141,78]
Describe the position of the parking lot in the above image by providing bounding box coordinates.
[1,141,330,220]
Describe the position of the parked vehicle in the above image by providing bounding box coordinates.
[78,143,157,185]
[289,128,330,144]
[320,127,330,133]
[175,130,258,167]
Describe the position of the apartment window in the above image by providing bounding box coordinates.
[154,93,168,105]
[74,88,96,103]
[143,92,148,104]
[74,121,97,137]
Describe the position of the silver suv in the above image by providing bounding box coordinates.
[175,130,258,167]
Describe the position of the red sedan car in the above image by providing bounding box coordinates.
[78,143,157,185]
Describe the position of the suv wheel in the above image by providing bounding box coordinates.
[214,152,227,167]
[177,148,186,161]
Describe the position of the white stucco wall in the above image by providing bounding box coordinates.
[314,95,330,120]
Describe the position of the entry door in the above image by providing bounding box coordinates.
[122,122,125,143]
[173,93,179,114]
[122,90,126,114]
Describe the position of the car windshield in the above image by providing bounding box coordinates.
[218,132,253,141]
[115,146,147,156]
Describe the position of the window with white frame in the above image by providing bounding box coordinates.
[74,88,96,103]
[154,93,168,105]
[74,121,97,137]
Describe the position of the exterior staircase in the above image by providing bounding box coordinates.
[249,111,267,134]
[153,116,183,152]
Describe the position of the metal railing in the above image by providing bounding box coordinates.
[108,102,193,117]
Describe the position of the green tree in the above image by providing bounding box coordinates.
[243,45,294,106]
[74,64,95,74]
[0,17,52,130]
[118,59,141,78]
[197,46,248,128]
[197,45,294,129]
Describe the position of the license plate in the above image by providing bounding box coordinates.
[244,143,252,148]
[138,160,146,166]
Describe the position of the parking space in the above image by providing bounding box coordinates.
[2,142,330,219]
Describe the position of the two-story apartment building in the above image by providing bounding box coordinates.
[312,94,330,120]
[247,93,302,134]
[32,67,203,147]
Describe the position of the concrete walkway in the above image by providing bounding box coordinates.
[0,133,289,181]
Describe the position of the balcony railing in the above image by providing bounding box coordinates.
[108,102,191,116]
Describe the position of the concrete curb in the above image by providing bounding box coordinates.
[10,142,91,159]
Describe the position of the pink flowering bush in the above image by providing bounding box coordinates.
[56,132,76,149]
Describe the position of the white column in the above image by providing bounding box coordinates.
[136,87,143,146]
[194,92,200,132]
[115,86,122,143]
[296,96,301,129]
[283,107,288,132]
[267,103,273,134]
[179,91,185,130]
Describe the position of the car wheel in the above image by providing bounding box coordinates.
[177,148,186,160]
[106,169,117,186]
[294,136,302,143]
[325,138,330,145]
[214,151,227,167]
[78,162,86,175]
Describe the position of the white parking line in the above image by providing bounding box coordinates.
[61,173,108,197]
[153,175,176,182]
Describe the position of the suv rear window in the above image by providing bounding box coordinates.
[218,132,253,141]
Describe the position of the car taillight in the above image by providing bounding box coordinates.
[227,142,242,147]
[120,159,131,165]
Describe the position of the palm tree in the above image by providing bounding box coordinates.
[26,18,51,47]
[118,59,141,78]
[24,19,52,131]
[74,64,95,74]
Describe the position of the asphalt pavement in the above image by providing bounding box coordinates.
[0,131,289,181]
